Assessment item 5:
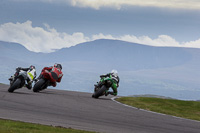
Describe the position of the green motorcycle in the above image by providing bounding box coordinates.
[92,75,118,98]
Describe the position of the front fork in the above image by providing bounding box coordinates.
[94,83,109,96]
[9,76,15,86]
[94,81,103,92]
[9,70,20,85]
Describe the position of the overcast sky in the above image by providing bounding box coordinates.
[0,0,200,52]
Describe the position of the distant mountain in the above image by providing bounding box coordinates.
[1,39,200,100]
[53,39,193,70]
[0,41,42,64]
[0,39,197,70]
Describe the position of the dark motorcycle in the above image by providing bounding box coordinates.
[8,68,29,92]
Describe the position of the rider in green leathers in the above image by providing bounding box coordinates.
[97,70,120,96]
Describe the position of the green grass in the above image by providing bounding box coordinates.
[0,119,95,133]
[116,97,200,121]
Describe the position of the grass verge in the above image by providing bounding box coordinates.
[0,119,95,133]
[116,97,200,121]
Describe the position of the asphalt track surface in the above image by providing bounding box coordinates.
[0,84,200,133]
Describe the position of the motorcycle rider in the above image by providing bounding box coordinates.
[9,65,36,89]
[36,63,63,87]
[97,69,120,96]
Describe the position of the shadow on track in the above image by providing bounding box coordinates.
[10,91,34,95]
[93,97,112,101]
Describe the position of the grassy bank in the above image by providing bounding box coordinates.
[0,119,95,133]
[116,97,200,121]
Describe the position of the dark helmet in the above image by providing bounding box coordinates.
[29,65,35,70]
[54,63,62,70]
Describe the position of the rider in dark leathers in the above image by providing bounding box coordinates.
[9,65,36,89]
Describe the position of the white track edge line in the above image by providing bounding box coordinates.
[111,96,200,123]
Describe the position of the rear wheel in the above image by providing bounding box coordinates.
[33,79,46,92]
[93,85,107,98]
[8,78,21,93]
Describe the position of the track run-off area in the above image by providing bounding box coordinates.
[0,84,200,133]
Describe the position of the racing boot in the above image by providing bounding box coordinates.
[34,74,42,82]
[105,91,115,96]
[105,90,109,96]
[26,81,32,90]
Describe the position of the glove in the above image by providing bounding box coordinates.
[100,74,108,78]
[100,75,104,78]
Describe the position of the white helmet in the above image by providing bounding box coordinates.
[111,69,118,77]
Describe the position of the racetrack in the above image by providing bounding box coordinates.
[0,84,199,133]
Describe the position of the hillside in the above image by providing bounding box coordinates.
[0,39,200,100]
[48,39,193,70]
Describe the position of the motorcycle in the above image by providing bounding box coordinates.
[8,68,35,92]
[92,76,118,98]
[33,67,59,92]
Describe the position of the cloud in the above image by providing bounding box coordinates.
[92,33,199,48]
[183,39,200,48]
[116,35,180,47]
[70,0,200,10]
[0,21,89,53]
[0,21,200,53]
[11,0,200,10]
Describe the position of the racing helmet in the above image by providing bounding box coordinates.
[29,65,35,70]
[111,69,118,77]
[54,63,62,70]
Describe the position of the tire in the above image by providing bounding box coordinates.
[8,78,21,93]
[33,79,46,92]
[93,85,107,98]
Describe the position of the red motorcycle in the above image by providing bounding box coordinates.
[33,67,60,92]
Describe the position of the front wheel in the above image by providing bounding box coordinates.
[33,79,46,92]
[92,85,107,98]
[8,78,21,93]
